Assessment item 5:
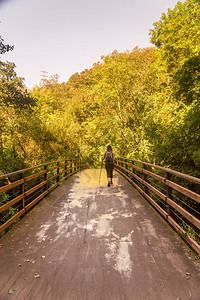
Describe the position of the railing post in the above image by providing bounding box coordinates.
[70,161,72,174]
[79,158,81,171]
[121,158,124,174]
[20,172,25,209]
[44,164,47,192]
[65,160,67,177]
[132,161,135,182]
[125,158,128,177]
[166,172,172,216]
[57,162,60,183]
[115,157,118,171]
[143,164,149,195]
[132,161,135,174]
[118,157,121,170]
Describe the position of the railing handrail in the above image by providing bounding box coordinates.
[118,157,200,184]
[0,158,80,180]
[115,157,200,255]
[0,157,86,235]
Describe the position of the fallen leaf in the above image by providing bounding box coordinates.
[8,289,15,294]
[34,273,40,279]
[186,276,190,280]
[18,263,22,267]
[186,272,191,276]
[26,259,30,262]
[32,261,35,264]
[41,256,45,259]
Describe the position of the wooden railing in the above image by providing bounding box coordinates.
[0,158,86,235]
[115,157,200,255]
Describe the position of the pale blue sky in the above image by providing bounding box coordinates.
[0,0,179,89]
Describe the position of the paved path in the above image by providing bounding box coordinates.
[0,169,200,300]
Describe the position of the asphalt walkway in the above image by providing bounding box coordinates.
[0,169,200,300]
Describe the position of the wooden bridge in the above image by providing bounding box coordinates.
[0,159,200,299]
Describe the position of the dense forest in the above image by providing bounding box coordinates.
[0,0,200,176]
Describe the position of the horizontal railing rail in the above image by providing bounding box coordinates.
[115,157,200,255]
[0,158,86,235]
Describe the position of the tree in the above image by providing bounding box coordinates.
[0,61,35,173]
[149,0,200,102]
[0,36,14,54]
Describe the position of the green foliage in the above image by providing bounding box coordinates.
[0,36,14,55]
[0,192,9,204]
[0,61,35,173]
[0,0,199,178]
[0,207,19,237]
[150,0,200,103]
[150,0,200,71]
[0,61,35,108]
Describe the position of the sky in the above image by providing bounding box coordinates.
[0,0,180,89]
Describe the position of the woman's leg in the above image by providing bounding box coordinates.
[105,164,112,186]
[110,164,114,184]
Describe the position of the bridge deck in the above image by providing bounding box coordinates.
[0,169,200,300]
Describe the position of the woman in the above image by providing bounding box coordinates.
[102,145,115,186]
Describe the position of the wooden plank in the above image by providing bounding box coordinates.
[142,190,168,219]
[116,165,200,225]
[166,180,200,203]
[0,178,24,194]
[118,161,166,184]
[0,208,25,234]
[117,160,143,173]
[24,167,78,211]
[167,216,200,256]
[0,162,86,235]
[24,170,47,182]
[8,166,82,213]
[24,181,47,197]
[116,167,200,255]
[116,168,168,219]
[11,167,81,214]
[25,170,72,198]
[117,165,200,228]
[0,159,76,180]
[143,169,165,184]
[166,197,200,230]
[0,194,24,214]
[145,181,166,201]
[25,191,48,211]
[118,157,200,184]
[47,182,60,193]
[118,162,200,202]
[116,165,166,201]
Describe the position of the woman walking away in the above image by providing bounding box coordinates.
[102,145,115,187]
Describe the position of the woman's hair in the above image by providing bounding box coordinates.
[107,145,112,151]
